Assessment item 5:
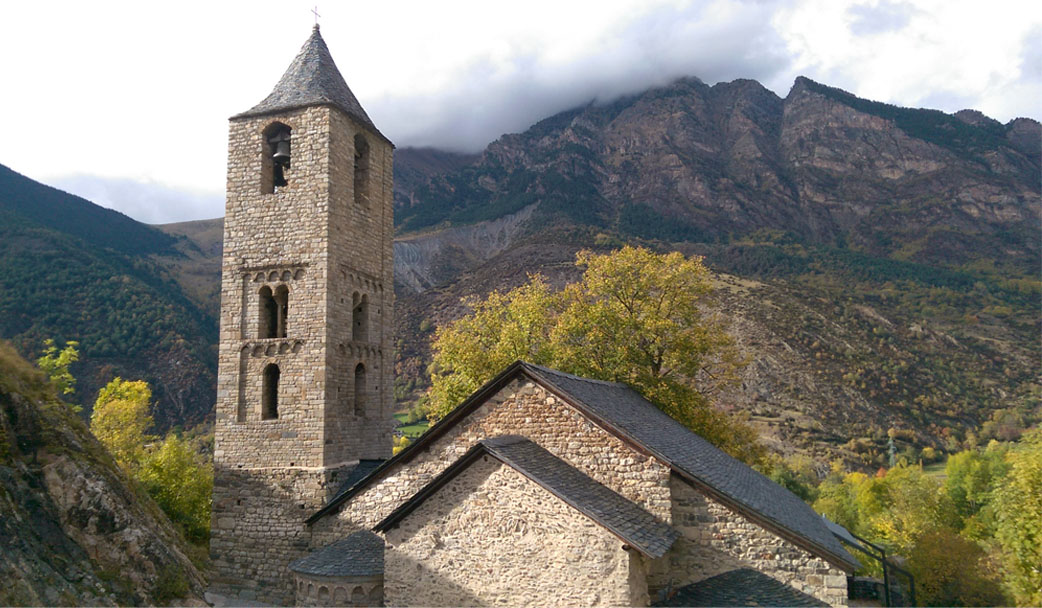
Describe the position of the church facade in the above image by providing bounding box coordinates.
[211,28,858,607]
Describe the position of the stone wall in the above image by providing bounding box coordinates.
[210,464,352,604]
[213,100,394,603]
[383,456,643,607]
[311,377,672,544]
[324,108,395,465]
[293,574,383,607]
[652,476,848,607]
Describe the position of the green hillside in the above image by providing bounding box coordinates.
[0,164,217,429]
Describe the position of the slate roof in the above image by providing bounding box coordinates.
[652,569,829,607]
[521,363,859,571]
[309,361,858,571]
[374,436,678,558]
[288,530,383,578]
[329,459,384,505]
[233,26,391,144]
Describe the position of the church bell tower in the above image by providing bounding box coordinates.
[210,25,394,603]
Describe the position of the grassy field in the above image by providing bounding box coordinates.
[922,460,947,479]
[393,413,430,439]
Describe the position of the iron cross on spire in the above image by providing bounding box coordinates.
[312,6,321,26]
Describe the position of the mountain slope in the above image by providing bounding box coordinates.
[0,343,204,605]
[395,76,1040,274]
[0,164,217,429]
[387,76,1040,460]
[148,76,1040,461]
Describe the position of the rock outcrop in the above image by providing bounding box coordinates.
[0,343,205,606]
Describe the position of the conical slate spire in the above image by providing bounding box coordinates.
[234,26,388,142]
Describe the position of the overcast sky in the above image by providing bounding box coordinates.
[2,0,1039,224]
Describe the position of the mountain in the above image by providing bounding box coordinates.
[387,76,1040,460]
[0,343,204,605]
[2,73,1038,463]
[0,164,217,429]
[395,76,1039,274]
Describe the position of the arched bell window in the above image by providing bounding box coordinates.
[262,122,292,194]
[262,363,280,420]
[353,134,369,205]
[259,285,289,338]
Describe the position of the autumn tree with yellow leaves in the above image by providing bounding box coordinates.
[427,246,763,464]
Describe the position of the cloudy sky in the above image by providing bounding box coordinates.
[2,0,1039,224]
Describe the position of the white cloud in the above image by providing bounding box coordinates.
[1,0,1038,223]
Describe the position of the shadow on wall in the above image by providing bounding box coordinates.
[210,464,331,606]
[382,553,485,608]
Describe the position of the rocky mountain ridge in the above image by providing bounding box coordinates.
[396,76,1039,274]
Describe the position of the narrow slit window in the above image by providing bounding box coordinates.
[354,363,366,416]
[259,286,277,338]
[352,293,368,342]
[353,134,369,206]
[262,363,280,420]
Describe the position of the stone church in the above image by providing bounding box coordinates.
[210,27,859,607]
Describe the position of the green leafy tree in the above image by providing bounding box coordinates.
[991,428,1042,606]
[36,339,80,406]
[907,529,1007,607]
[90,377,154,470]
[428,276,561,414]
[428,246,763,464]
[137,433,213,544]
[944,440,1009,520]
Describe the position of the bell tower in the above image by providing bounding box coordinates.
[210,25,394,603]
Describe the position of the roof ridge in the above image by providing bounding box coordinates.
[521,361,632,388]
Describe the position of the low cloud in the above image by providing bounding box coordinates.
[374,0,792,152]
[47,175,223,225]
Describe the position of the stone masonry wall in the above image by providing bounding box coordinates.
[210,464,352,604]
[653,476,848,607]
[383,457,642,607]
[293,574,383,607]
[213,100,394,604]
[311,377,672,545]
[325,109,394,465]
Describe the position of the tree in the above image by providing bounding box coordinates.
[137,433,213,544]
[944,440,1009,520]
[907,529,1007,606]
[36,339,79,403]
[991,428,1042,606]
[90,377,154,470]
[428,246,763,464]
[427,276,561,415]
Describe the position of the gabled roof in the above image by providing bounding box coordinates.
[289,530,383,578]
[652,568,829,607]
[309,361,858,571]
[374,436,678,558]
[328,459,384,505]
[233,26,391,145]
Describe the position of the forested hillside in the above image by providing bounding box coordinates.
[0,164,217,429]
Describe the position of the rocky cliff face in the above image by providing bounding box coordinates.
[388,76,1040,459]
[396,76,1040,273]
[0,344,205,606]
